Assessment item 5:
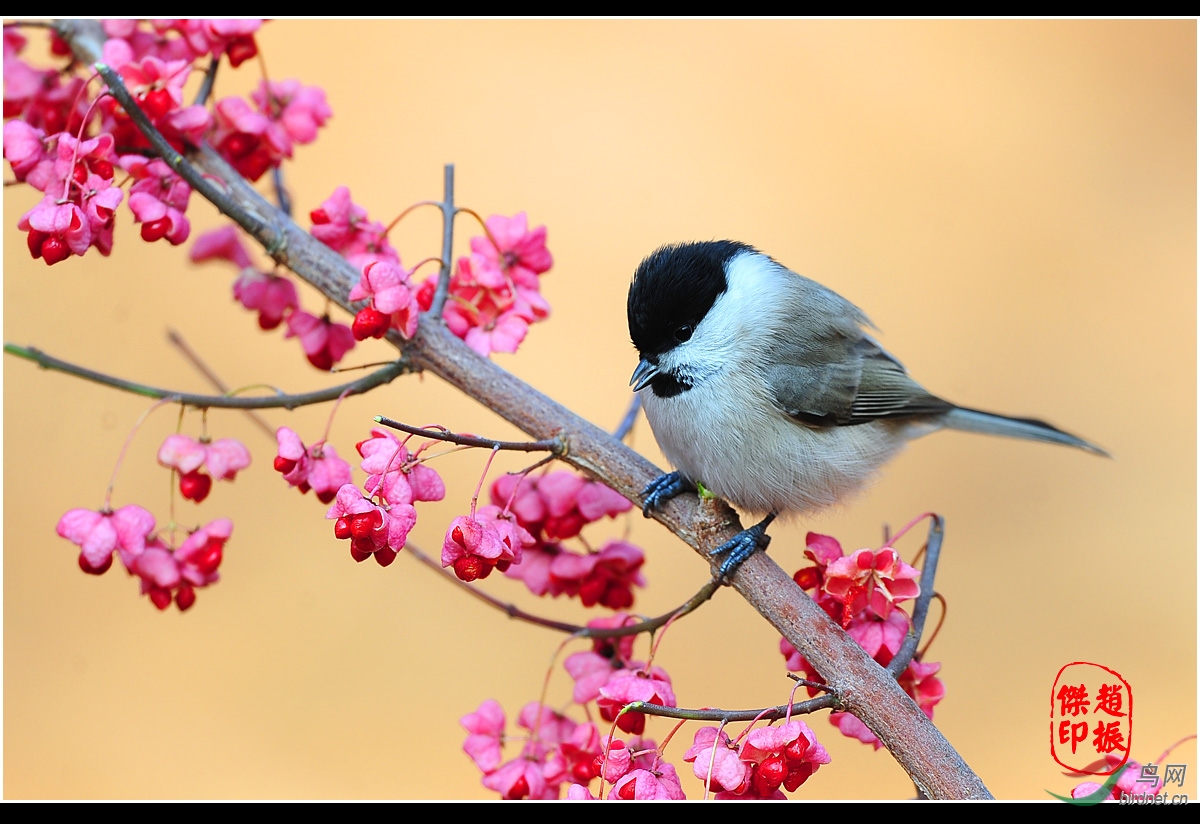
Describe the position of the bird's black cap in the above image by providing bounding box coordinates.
[627,240,753,358]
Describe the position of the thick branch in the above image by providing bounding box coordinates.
[57,19,989,799]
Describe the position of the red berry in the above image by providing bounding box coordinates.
[505,775,530,801]
[49,31,72,56]
[90,158,114,180]
[148,586,173,610]
[310,207,330,225]
[352,307,390,341]
[39,235,71,265]
[793,566,821,590]
[334,517,352,540]
[349,543,373,563]
[274,455,298,474]
[453,555,484,582]
[754,754,786,794]
[141,217,171,242]
[306,348,333,371]
[175,584,196,611]
[27,228,48,259]
[616,778,638,800]
[316,488,337,504]
[374,546,398,567]
[225,34,258,68]
[140,87,173,121]
[78,552,113,575]
[783,762,815,792]
[179,470,213,503]
[784,735,810,763]
[192,538,224,575]
[578,576,606,607]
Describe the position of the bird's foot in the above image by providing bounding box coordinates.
[641,471,694,516]
[711,513,777,578]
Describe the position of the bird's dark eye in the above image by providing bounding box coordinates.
[674,324,694,343]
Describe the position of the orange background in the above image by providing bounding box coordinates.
[3,19,1195,799]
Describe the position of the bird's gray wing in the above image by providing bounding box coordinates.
[765,334,952,427]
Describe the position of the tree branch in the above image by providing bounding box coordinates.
[56,18,989,800]
[4,343,411,410]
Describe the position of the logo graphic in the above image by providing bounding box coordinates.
[1050,662,1132,775]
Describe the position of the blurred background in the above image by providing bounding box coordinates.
[3,19,1195,799]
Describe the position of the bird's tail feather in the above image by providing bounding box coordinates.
[942,407,1110,457]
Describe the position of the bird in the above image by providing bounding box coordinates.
[627,240,1108,576]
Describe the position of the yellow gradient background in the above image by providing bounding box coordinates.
[3,19,1196,799]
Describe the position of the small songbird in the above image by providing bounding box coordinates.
[627,240,1107,575]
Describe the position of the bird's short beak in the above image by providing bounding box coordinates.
[630,358,660,392]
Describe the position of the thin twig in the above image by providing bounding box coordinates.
[429,164,455,318]
[193,58,218,106]
[373,416,562,454]
[613,393,641,442]
[622,695,840,724]
[4,343,411,410]
[886,514,944,678]
[404,543,721,640]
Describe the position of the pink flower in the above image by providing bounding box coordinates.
[683,726,749,793]
[309,186,369,251]
[470,212,554,290]
[157,434,251,503]
[481,757,548,800]
[211,79,330,181]
[461,699,506,774]
[824,546,920,623]
[189,225,253,269]
[174,518,232,589]
[250,79,331,156]
[3,120,52,186]
[490,471,631,543]
[19,196,89,264]
[56,504,156,574]
[738,719,830,795]
[609,762,687,800]
[326,484,415,567]
[547,540,646,609]
[442,514,518,582]
[348,261,420,341]
[272,428,353,504]
[233,269,299,330]
[597,665,676,736]
[212,95,273,181]
[101,54,212,152]
[284,310,355,371]
[119,155,192,245]
[355,428,446,506]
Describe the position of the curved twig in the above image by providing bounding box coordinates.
[4,343,411,410]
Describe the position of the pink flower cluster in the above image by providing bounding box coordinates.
[781,531,944,749]
[462,619,690,800]
[421,213,554,357]
[191,225,356,371]
[480,471,645,607]
[5,20,330,268]
[682,719,831,799]
[157,433,251,503]
[308,187,555,358]
[311,427,444,567]
[56,505,232,612]
[55,425,250,610]
[212,78,331,182]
